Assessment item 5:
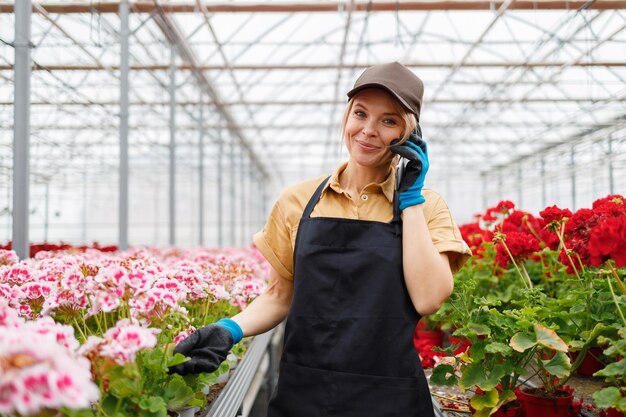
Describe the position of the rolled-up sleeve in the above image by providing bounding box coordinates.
[253,198,295,281]
[424,191,472,273]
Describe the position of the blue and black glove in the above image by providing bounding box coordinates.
[389,126,429,211]
[169,318,243,375]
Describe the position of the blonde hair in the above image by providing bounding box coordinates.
[341,95,417,145]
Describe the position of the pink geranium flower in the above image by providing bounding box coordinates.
[173,326,197,344]
[80,319,159,365]
[0,327,99,415]
[0,250,19,267]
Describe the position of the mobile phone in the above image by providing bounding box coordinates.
[396,157,408,190]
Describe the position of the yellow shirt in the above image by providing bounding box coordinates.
[253,162,471,281]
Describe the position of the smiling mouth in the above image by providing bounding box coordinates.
[355,140,381,151]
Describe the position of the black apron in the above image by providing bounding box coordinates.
[268,177,435,417]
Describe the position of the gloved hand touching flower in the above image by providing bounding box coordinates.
[169,318,243,375]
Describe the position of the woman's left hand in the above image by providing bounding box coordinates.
[390,128,429,211]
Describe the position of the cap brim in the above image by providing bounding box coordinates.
[346,83,415,116]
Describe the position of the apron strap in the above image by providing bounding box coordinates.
[392,191,402,227]
[302,175,402,227]
[302,176,331,219]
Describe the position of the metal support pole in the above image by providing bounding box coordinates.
[497,170,503,202]
[154,181,160,244]
[118,0,129,251]
[570,146,576,211]
[12,0,31,259]
[250,170,257,233]
[608,135,614,195]
[81,167,87,243]
[261,180,267,227]
[253,170,260,233]
[5,182,10,242]
[480,172,487,211]
[198,96,204,246]
[169,46,176,246]
[517,163,522,208]
[540,157,546,209]
[229,140,236,247]
[44,181,49,242]
[217,127,223,247]
[240,154,246,246]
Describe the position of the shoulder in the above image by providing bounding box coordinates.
[275,174,329,224]
[421,188,458,225]
[421,188,447,217]
[277,174,328,208]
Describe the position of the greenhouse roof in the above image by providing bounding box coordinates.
[1,1,625,230]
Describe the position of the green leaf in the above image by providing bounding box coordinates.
[169,352,188,367]
[459,362,485,390]
[479,363,508,392]
[108,365,142,398]
[139,409,167,417]
[592,387,622,409]
[60,407,96,417]
[585,323,608,346]
[188,391,208,407]
[164,375,196,410]
[101,394,122,416]
[485,342,512,356]
[496,389,519,409]
[468,323,492,336]
[594,358,626,378]
[469,339,487,361]
[510,332,535,352]
[470,389,499,410]
[534,324,568,352]
[197,372,218,387]
[141,348,167,373]
[541,351,571,378]
[430,364,457,387]
[138,396,167,413]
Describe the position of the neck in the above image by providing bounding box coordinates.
[340,160,390,196]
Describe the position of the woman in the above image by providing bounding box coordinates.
[171,62,471,416]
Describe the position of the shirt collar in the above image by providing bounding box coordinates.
[323,161,396,203]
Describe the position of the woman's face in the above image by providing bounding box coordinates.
[344,88,405,170]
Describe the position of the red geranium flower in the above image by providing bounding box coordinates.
[588,216,626,267]
[592,194,625,211]
[482,211,497,222]
[495,231,540,268]
[496,200,515,214]
[540,205,573,224]
[459,222,492,254]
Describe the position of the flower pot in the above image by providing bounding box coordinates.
[570,347,604,376]
[607,408,626,417]
[491,400,524,417]
[448,336,472,355]
[520,388,574,417]
[172,406,200,417]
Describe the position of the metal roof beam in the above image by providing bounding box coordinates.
[13,121,624,130]
[194,0,284,182]
[4,61,623,71]
[430,0,514,102]
[150,4,270,179]
[0,98,621,105]
[2,1,625,13]
[324,0,355,165]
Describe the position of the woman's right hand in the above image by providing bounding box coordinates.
[390,127,429,211]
